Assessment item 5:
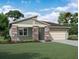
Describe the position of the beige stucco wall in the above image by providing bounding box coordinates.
[16,19,34,24]
[50,29,68,40]
[11,17,69,41]
[12,24,46,27]
[12,19,46,27]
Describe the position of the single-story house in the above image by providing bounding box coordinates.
[10,16,69,42]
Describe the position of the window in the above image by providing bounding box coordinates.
[19,30,23,35]
[18,28,23,35]
[18,27,28,36]
[28,27,32,36]
[24,28,27,35]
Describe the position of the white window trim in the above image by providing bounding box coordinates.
[18,27,28,36]
[27,27,28,36]
[23,27,28,36]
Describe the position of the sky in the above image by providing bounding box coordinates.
[0,0,78,23]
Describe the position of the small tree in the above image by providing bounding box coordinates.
[5,10,24,21]
[58,12,78,35]
[58,12,72,25]
[0,13,9,39]
[69,13,78,35]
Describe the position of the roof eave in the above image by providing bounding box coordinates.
[10,15,38,24]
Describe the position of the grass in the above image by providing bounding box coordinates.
[0,42,77,59]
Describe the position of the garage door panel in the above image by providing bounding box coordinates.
[50,31,66,40]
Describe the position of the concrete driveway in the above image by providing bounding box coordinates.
[52,40,78,46]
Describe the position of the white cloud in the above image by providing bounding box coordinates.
[40,1,77,13]
[0,0,78,23]
[23,11,59,23]
[38,1,78,23]
[0,5,12,13]
[23,0,78,23]
[38,12,59,23]
[0,5,22,23]
[55,2,77,13]
[0,5,22,14]
[24,12,40,17]
[40,8,54,12]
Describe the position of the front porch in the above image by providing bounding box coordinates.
[17,27,45,41]
[17,27,32,41]
[10,24,51,42]
[10,25,51,42]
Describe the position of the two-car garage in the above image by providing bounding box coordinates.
[50,28,68,40]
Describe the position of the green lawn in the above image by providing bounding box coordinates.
[0,42,77,59]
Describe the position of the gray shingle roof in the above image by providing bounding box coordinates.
[10,15,38,24]
[10,15,70,29]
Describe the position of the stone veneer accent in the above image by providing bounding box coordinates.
[44,26,51,42]
[32,26,39,41]
[11,25,17,42]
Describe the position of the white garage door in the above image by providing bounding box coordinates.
[50,31,68,40]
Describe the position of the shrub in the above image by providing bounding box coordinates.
[68,35,78,40]
[0,36,10,44]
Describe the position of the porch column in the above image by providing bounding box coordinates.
[44,26,51,42]
[32,26,39,41]
[10,25,17,42]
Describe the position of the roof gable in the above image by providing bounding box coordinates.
[11,16,38,24]
[11,16,46,26]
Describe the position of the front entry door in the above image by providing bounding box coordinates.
[39,28,44,40]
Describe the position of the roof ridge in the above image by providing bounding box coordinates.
[10,15,38,24]
[42,21,66,26]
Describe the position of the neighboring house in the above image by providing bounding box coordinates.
[10,16,69,42]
